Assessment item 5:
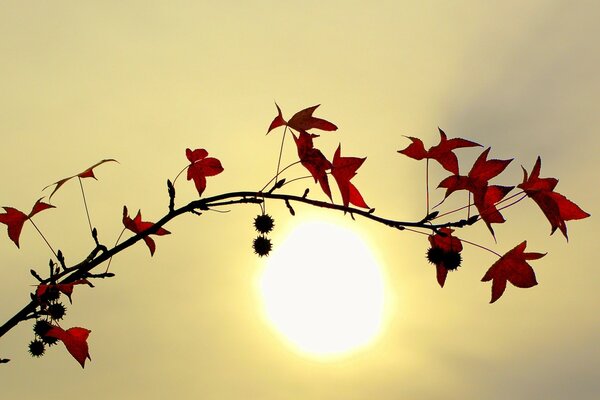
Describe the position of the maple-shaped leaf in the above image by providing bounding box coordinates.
[0,198,55,248]
[481,241,545,303]
[36,279,90,303]
[267,103,337,134]
[186,148,224,197]
[122,206,171,256]
[292,131,332,200]
[46,326,91,368]
[427,228,463,287]
[518,156,590,239]
[43,159,117,200]
[398,128,480,174]
[438,148,514,236]
[331,144,368,208]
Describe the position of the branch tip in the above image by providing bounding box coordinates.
[285,199,295,216]
[167,179,176,212]
[30,269,43,282]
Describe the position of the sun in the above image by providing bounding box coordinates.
[257,220,386,359]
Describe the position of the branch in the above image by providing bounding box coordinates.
[0,189,475,340]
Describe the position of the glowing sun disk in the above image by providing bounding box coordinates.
[258,220,385,359]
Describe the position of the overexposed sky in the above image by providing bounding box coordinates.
[1,1,598,399]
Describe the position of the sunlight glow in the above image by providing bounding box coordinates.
[258,220,385,359]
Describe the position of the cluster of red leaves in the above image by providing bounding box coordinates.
[268,104,368,208]
[119,148,223,256]
[0,153,227,367]
[34,280,92,367]
[398,131,590,302]
[0,160,118,248]
[0,105,591,371]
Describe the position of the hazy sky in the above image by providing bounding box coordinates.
[1,1,598,399]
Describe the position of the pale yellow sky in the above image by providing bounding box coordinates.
[1,1,598,399]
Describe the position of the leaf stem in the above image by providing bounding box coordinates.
[496,193,528,213]
[78,177,93,234]
[432,190,527,221]
[273,126,288,190]
[29,220,58,259]
[105,228,125,273]
[259,160,301,192]
[172,165,188,186]
[426,158,430,215]
[467,192,471,219]
[457,237,502,257]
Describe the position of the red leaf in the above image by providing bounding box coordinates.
[267,103,337,134]
[46,326,91,368]
[185,148,224,197]
[122,206,171,256]
[429,227,463,253]
[288,105,338,132]
[398,137,428,160]
[266,102,286,134]
[44,159,117,200]
[0,198,54,248]
[438,148,513,237]
[428,228,463,287]
[331,144,368,208]
[473,185,514,237]
[518,157,590,239]
[481,241,545,303]
[36,279,90,303]
[292,131,332,200]
[398,128,481,174]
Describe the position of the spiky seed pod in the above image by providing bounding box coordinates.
[33,319,52,337]
[48,302,66,321]
[426,247,445,265]
[33,319,58,345]
[443,251,462,271]
[28,339,46,357]
[427,247,462,271]
[254,214,275,234]
[42,335,59,346]
[253,235,272,257]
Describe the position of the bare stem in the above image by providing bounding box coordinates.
[172,165,188,185]
[426,158,430,214]
[273,126,288,189]
[29,220,57,259]
[259,161,301,193]
[105,228,125,273]
[458,237,502,257]
[78,177,93,234]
